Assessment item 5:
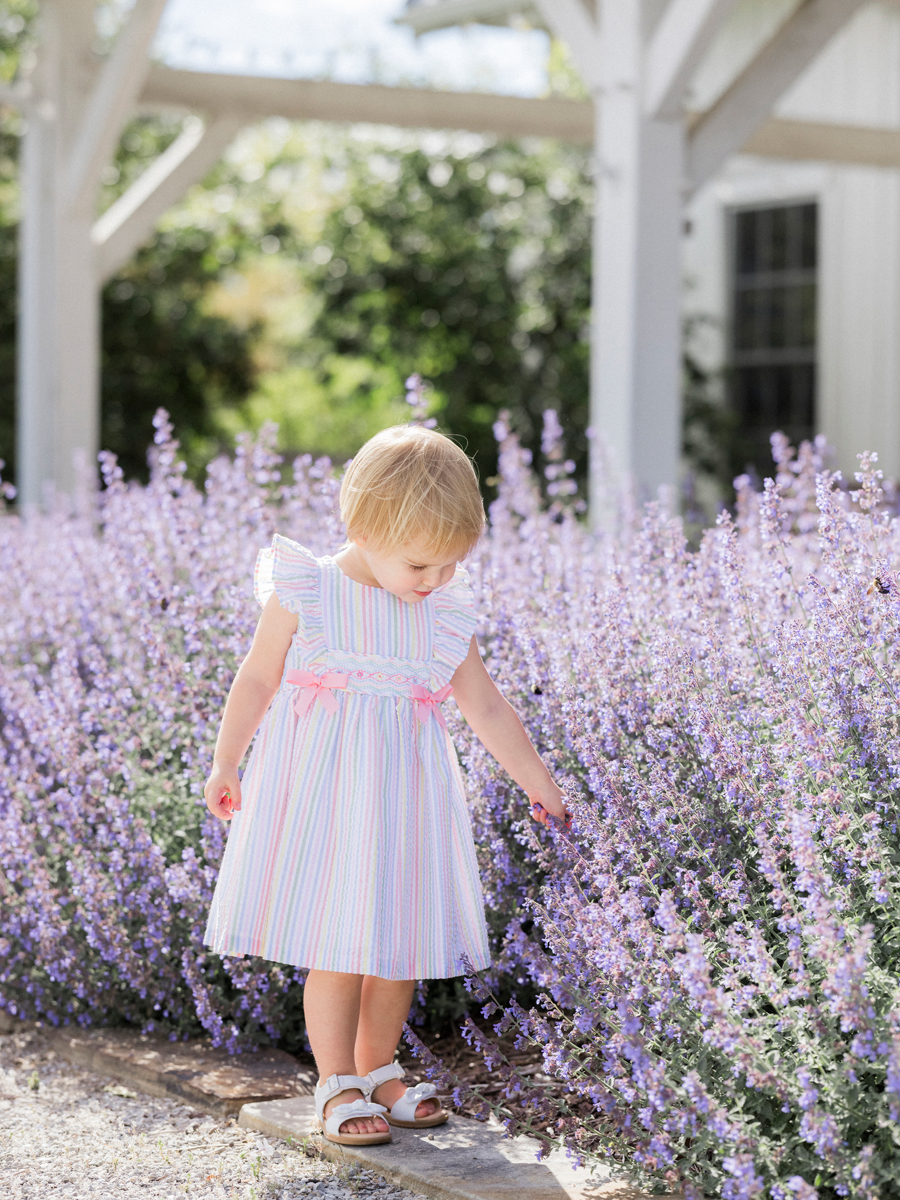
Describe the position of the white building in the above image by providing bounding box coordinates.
[683,2,900,482]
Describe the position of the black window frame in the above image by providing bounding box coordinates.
[727,199,819,473]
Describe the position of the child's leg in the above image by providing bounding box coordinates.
[355,977,439,1119]
[304,969,389,1135]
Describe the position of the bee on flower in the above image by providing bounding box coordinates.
[867,575,891,596]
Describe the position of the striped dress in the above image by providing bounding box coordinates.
[204,535,491,980]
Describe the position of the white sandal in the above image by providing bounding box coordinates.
[364,1062,449,1129]
[315,1073,391,1146]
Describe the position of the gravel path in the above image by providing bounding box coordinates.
[0,1027,426,1200]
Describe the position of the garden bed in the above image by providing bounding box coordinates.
[3,418,900,1197]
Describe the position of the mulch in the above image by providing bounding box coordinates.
[394,1027,571,1133]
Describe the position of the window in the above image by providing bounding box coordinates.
[730,202,818,472]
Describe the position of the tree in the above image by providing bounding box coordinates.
[303,140,592,487]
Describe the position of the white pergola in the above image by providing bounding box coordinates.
[4,0,894,506]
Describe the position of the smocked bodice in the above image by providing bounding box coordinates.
[254,536,476,700]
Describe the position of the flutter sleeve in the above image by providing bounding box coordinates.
[254,534,318,614]
[432,567,478,687]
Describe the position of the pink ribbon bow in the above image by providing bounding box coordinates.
[285,668,348,717]
[410,683,453,730]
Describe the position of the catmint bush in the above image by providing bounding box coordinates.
[407,432,900,1199]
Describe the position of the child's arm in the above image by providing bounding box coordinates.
[204,593,298,820]
[450,637,568,826]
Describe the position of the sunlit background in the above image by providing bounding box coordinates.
[155,0,549,94]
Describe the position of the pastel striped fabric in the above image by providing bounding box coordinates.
[204,535,490,981]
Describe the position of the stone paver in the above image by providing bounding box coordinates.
[240,1096,643,1200]
[43,1024,315,1117]
[1,1016,658,1200]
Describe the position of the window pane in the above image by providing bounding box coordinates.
[736,210,758,275]
[800,203,817,269]
[769,207,788,271]
[730,202,818,471]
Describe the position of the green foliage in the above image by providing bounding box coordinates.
[0,1,32,479]
[98,114,184,210]
[0,1,36,86]
[0,209,14,478]
[101,220,259,482]
[305,142,592,486]
[216,357,409,466]
[681,315,742,531]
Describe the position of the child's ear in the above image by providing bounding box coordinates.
[353,534,369,549]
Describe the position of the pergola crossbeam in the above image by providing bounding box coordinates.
[63,0,169,214]
[687,0,872,191]
[745,116,900,170]
[139,64,595,141]
[137,68,900,173]
[93,114,244,284]
[644,0,741,119]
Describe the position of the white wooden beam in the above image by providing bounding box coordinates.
[63,0,169,215]
[93,113,241,284]
[137,64,900,170]
[17,0,101,508]
[687,0,871,191]
[745,116,900,169]
[139,65,596,142]
[644,0,741,118]
[532,0,602,91]
[93,115,242,283]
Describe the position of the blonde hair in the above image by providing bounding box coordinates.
[340,425,485,557]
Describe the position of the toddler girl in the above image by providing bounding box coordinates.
[203,425,567,1147]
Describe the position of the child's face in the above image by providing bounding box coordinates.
[356,537,462,604]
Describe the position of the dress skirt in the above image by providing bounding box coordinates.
[204,535,491,981]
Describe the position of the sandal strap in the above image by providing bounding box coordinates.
[324,1098,387,1138]
[390,1081,438,1123]
[315,1073,370,1119]
[365,1062,405,1092]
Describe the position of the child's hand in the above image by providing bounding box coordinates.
[205,765,242,821]
[529,784,572,829]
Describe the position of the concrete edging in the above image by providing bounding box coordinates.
[239,1095,641,1200]
[0,1014,314,1118]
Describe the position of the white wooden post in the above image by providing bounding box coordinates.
[532,0,686,501]
[591,0,684,502]
[16,0,168,507]
[17,0,99,507]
